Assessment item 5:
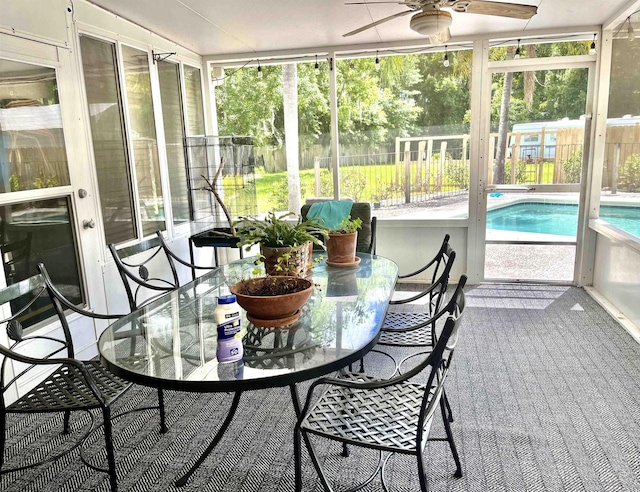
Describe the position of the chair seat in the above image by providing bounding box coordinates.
[379,311,434,347]
[300,372,435,454]
[382,311,432,329]
[7,361,131,413]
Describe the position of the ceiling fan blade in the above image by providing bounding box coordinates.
[460,0,537,20]
[345,1,415,5]
[343,9,414,37]
[429,27,451,46]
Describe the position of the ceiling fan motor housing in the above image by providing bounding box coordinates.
[410,9,453,36]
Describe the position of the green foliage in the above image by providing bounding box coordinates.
[339,169,367,202]
[503,161,528,184]
[267,177,312,211]
[9,174,19,192]
[620,153,640,192]
[330,216,362,234]
[560,150,582,183]
[445,161,470,188]
[234,211,328,249]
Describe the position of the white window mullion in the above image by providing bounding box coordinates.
[148,51,174,237]
[116,40,144,240]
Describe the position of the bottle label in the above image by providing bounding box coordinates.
[217,318,241,340]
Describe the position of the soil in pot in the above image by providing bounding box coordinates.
[230,276,314,327]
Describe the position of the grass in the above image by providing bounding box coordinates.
[233,160,560,214]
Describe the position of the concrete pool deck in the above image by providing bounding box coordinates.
[374,191,640,282]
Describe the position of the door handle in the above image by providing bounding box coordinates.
[83,219,96,229]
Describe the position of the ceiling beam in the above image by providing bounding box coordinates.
[205,25,601,68]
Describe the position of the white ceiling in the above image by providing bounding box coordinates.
[86,0,632,57]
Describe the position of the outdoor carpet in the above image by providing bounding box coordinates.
[1,284,640,491]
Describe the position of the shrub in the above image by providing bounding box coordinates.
[445,161,470,189]
[267,177,312,210]
[620,153,640,192]
[560,150,582,184]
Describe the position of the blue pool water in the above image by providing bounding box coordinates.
[487,202,640,237]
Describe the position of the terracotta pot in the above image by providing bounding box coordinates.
[326,232,357,263]
[260,242,310,277]
[230,276,314,321]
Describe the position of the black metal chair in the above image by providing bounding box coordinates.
[0,265,160,491]
[294,277,467,492]
[109,233,214,312]
[301,202,377,254]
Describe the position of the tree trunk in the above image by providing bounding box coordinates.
[524,45,537,110]
[494,46,516,185]
[283,63,301,212]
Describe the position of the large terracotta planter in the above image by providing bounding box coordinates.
[326,232,357,264]
[230,276,314,327]
[260,242,311,277]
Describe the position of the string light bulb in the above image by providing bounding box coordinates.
[375,50,380,71]
[443,46,450,67]
[514,39,521,59]
[315,55,320,75]
[590,34,596,55]
[257,61,263,78]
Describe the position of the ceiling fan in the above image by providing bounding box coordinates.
[343,0,538,45]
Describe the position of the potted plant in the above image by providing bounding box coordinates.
[326,216,362,266]
[230,275,314,327]
[234,211,328,277]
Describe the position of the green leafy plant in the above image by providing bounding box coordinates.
[620,153,640,192]
[234,211,328,249]
[329,216,362,235]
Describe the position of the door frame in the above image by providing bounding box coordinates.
[470,52,597,284]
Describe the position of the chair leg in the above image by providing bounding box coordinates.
[416,444,430,492]
[443,389,454,423]
[294,422,303,492]
[440,398,462,478]
[0,410,5,469]
[63,410,71,434]
[102,407,118,492]
[157,389,167,434]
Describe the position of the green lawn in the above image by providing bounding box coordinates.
[241,160,558,213]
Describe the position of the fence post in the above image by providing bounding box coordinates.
[510,132,520,185]
[612,143,620,195]
[404,150,411,203]
[417,140,426,185]
[314,156,321,197]
[426,139,434,193]
[436,142,446,192]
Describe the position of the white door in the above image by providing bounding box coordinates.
[477,57,596,283]
[0,34,107,360]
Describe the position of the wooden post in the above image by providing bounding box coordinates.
[404,150,411,203]
[510,133,520,184]
[314,156,321,197]
[417,140,426,185]
[462,136,468,169]
[537,127,546,183]
[612,143,620,195]
[426,139,434,192]
[436,141,447,192]
[489,135,496,184]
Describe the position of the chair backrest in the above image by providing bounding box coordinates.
[301,202,376,254]
[1,233,32,284]
[108,237,180,312]
[0,274,74,397]
[430,234,452,285]
[425,249,456,318]
[396,275,467,423]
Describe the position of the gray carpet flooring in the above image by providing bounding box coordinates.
[2,284,640,491]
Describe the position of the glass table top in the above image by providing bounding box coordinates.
[98,253,398,392]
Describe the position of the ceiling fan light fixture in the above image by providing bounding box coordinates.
[410,10,452,36]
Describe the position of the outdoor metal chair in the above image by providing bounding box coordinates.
[294,278,467,492]
[109,232,214,312]
[0,265,162,491]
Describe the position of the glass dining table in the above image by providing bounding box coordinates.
[98,252,398,486]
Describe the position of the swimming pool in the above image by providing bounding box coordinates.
[487,202,640,237]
